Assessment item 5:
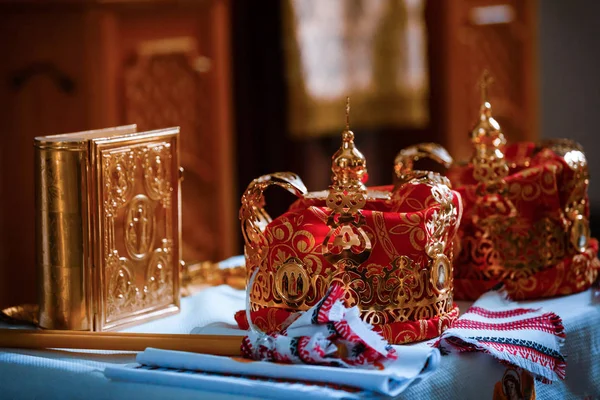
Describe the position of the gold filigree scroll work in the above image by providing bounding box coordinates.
[462,215,567,281]
[106,254,136,316]
[145,247,172,304]
[103,149,137,283]
[467,73,522,275]
[393,141,458,301]
[394,143,454,186]
[247,175,457,324]
[538,139,591,253]
[143,144,175,252]
[466,137,592,281]
[323,99,372,267]
[144,145,172,202]
[240,172,308,273]
[102,142,176,324]
[425,184,457,256]
[327,254,454,325]
[104,150,136,215]
[425,183,457,295]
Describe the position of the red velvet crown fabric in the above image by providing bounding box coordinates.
[239,182,462,344]
[448,142,600,300]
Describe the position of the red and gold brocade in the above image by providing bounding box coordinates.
[449,142,600,300]
[239,180,462,345]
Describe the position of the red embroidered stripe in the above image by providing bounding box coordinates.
[467,306,537,319]
[317,285,344,323]
[481,341,566,380]
[452,314,560,334]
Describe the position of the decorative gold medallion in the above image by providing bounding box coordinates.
[571,213,590,253]
[143,146,172,201]
[125,194,156,260]
[430,254,451,294]
[107,256,135,314]
[146,248,171,301]
[275,257,310,304]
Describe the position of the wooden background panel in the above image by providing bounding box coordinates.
[0,0,236,309]
[434,0,538,162]
[0,10,89,308]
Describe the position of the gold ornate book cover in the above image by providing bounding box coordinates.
[35,125,181,331]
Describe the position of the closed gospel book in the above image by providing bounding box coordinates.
[35,125,181,331]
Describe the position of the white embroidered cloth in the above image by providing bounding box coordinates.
[439,290,566,382]
[241,285,399,368]
[104,345,439,399]
[106,283,441,398]
[1,285,598,399]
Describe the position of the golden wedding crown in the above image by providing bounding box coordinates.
[239,99,463,344]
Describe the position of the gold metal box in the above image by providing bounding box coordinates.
[35,125,181,331]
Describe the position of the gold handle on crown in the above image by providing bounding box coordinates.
[393,143,458,296]
[394,143,453,185]
[240,173,308,271]
[535,139,591,253]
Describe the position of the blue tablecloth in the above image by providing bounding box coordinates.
[0,285,598,399]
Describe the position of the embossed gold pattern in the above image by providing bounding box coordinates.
[101,142,178,327]
[240,172,308,275]
[35,126,181,331]
[125,194,155,260]
[538,139,592,254]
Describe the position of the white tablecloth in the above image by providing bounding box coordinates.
[0,285,598,399]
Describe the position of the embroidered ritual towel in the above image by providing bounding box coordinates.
[439,290,566,382]
[241,284,398,368]
[104,345,439,399]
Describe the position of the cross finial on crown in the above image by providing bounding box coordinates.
[345,96,350,132]
[330,96,367,187]
[479,70,494,103]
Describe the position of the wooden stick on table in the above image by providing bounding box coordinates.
[0,329,244,356]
